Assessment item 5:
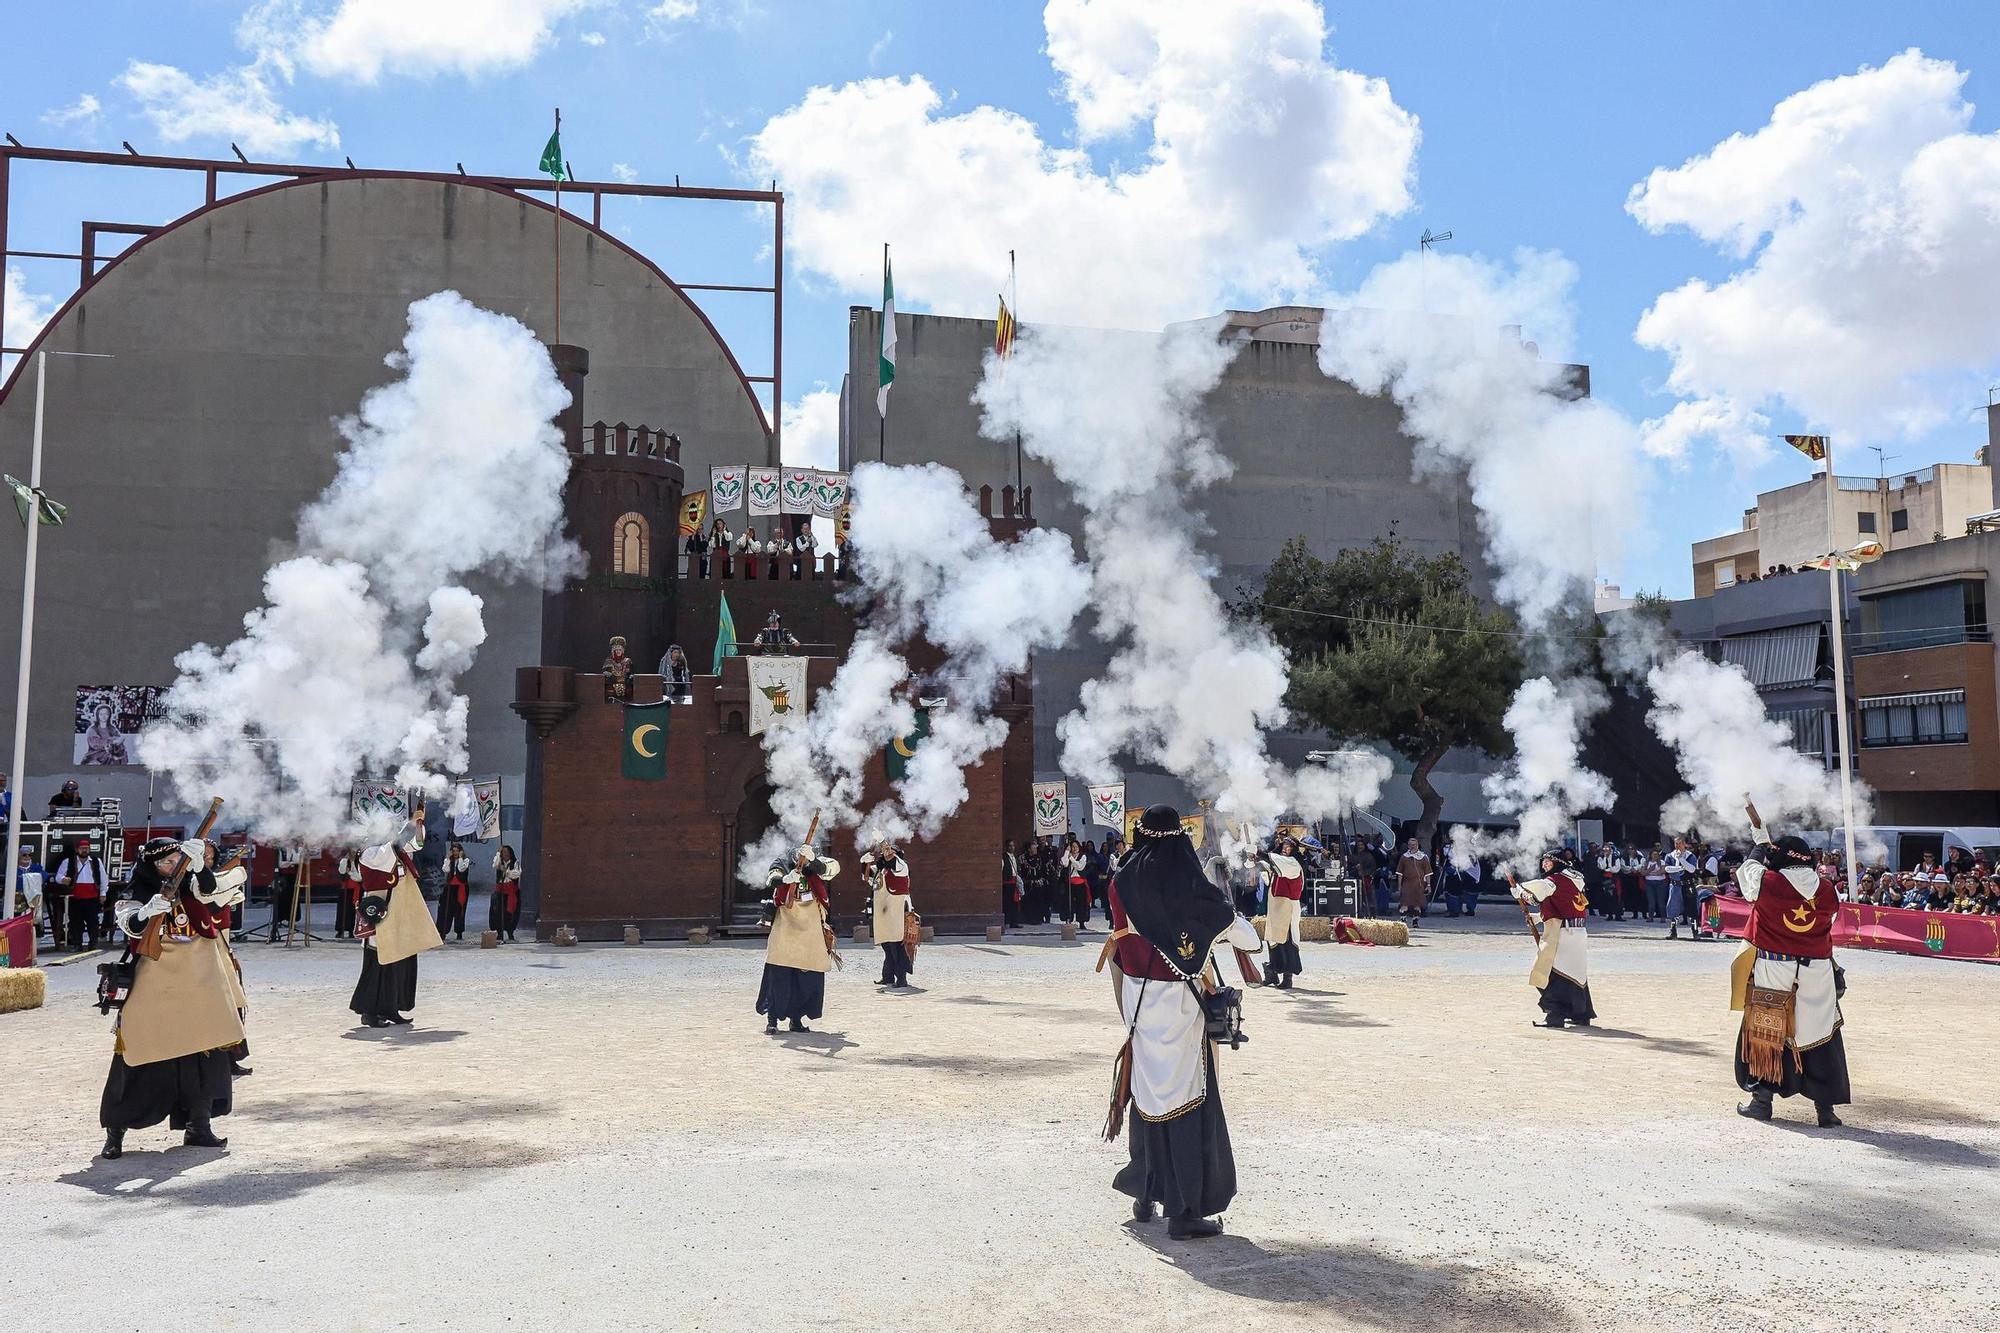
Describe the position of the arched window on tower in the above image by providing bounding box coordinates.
[613,512,650,576]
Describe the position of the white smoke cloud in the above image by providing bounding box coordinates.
[739,462,1093,884]
[141,293,575,844]
[747,0,1417,327]
[1455,676,1612,874]
[976,320,1391,840]
[1630,49,2000,448]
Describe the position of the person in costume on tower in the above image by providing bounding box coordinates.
[1101,804,1262,1241]
[1732,802,1849,1128]
[1256,836,1306,989]
[349,823,443,1029]
[862,838,915,989]
[757,838,838,1034]
[1509,848,1596,1028]
[98,837,243,1158]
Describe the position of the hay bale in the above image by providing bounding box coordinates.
[623,925,643,946]
[0,968,47,1014]
[686,926,709,945]
[479,930,498,949]
[1350,917,1409,946]
[1298,915,1333,943]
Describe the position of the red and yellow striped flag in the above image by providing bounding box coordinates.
[995,295,1016,361]
[1784,434,1828,461]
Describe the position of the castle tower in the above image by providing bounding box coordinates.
[539,344,687,673]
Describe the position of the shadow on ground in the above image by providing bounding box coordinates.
[868,1051,1094,1079]
[1568,1026,1718,1059]
[338,1027,469,1046]
[56,1136,554,1209]
[1126,1230,1572,1329]
[1666,1180,1996,1251]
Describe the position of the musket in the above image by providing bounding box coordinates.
[1505,871,1544,946]
[136,797,224,960]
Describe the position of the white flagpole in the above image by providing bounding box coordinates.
[1823,438,1861,898]
[4,351,48,899]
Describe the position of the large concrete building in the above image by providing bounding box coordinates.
[842,304,1551,828]
[0,156,777,848]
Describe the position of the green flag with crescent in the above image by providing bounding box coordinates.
[622,700,669,780]
[886,706,929,782]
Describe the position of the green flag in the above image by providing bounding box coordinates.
[886,706,929,782]
[876,246,895,417]
[622,701,669,780]
[713,589,739,675]
[539,128,570,181]
[5,474,65,527]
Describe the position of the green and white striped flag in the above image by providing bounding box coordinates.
[876,245,895,418]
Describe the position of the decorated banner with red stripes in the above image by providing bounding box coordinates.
[1710,894,2000,962]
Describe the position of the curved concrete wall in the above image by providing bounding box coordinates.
[0,175,769,825]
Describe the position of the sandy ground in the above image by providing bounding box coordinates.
[2,914,1996,1332]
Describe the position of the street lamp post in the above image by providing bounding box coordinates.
[3,352,52,905]
[1821,441,1862,900]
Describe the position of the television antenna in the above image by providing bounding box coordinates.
[1418,229,1453,311]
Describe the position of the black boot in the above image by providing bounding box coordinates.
[764,1018,779,1035]
[1279,973,1294,990]
[1815,1102,1843,1128]
[1262,964,1278,988]
[183,1123,228,1149]
[387,1013,412,1025]
[100,1129,124,1160]
[364,1014,391,1028]
[1168,1212,1222,1240]
[1132,1198,1158,1222]
[789,1018,809,1033]
[1737,1091,1774,1121]
[231,1062,253,1077]
[1543,1015,1565,1028]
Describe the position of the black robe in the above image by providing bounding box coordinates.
[350,948,419,1019]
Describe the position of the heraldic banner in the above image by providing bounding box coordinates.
[710,466,746,514]
[1713,895,2000,962]
[747,656,808,737]
[1086,782,1126,829]
[1032,781,1068,836]
[780,468,817,515]
[747,467,781,517]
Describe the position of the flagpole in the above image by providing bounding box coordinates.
[879,241,889,463]
[1823,437,1861,898]
[552,108,563,345]
[4,351,48,894]
[1010,249,1022,506]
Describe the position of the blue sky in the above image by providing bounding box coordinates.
[6,1,1998,599]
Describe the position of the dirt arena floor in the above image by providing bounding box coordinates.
[2,913,1996,1332]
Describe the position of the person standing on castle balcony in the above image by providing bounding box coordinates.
[436,841,471,941]
[863,840,915,989]
[757,841,839,1034]
[736,525,762,578]
[660,644,693,703]
[756,611,800,655]
[793,521,818,580]
[708,518,733,576]
[602,636,634,703]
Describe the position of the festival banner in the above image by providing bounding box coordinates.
[74,684,166,765]
[349,781,410,827]
[621,701,670,780]
[679,490,708,540]
[473,778,503,840]
[1086,782,1126,829]
[747,468,781,517]
[450,783,481,838]
[710,465,745,514]
[780,468,817,515]
[1032,781,1068,836]
[1711,894,2000,963]
[746,656,808,737]
[811,470,850,517]
[835,503,852,548]
[887,706,930,783]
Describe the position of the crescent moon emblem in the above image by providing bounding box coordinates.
[631,724,662,758]
[892,735,916,758]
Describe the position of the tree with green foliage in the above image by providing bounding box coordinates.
[1242,535,1522,852]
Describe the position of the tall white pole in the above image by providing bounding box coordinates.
[4,351,48,911]
[1823,439,1861,898]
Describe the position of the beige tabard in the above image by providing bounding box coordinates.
[117,934,246,1067]
[766,896,831,972]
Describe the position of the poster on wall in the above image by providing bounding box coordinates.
[73,685,166,765]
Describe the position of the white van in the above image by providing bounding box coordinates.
[1827,826,2000,871]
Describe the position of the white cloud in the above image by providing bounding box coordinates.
[782,386,841,470]
[610,162,638,183]
[748,0,1417,327]
[119,58,340,156]
[1630,49,2000,446]
[244,0,594,83]
[580,30,606,46]
[4,266,60,363]
[652,0,698,18]
[867,29,893,67]
[1638,395,1772,464]
[41,94,102,130]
